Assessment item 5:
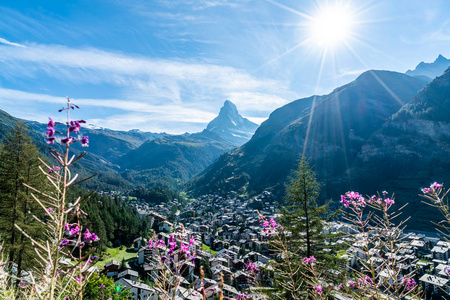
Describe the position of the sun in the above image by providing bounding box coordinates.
[308,3,354,48]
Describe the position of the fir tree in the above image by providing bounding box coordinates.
[270,156,338,299]
[0,122,47,280]
[282,156,331,258]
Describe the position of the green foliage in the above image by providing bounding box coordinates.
[83,273,131,300]
[269,157,340,299]
[0,122,48,279]
[76,188,144,250]
[132,186,182,205]
[282,156,333,258]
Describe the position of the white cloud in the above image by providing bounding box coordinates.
[0,37,26,48]
[246,116,267,125]
[226,91,290,112]
[0,40,295,133]
[0,42,287,101]
[0,88,216,133]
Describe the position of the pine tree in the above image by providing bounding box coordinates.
[282,156,331,258]
[0,122,47,280]
[270,157,338,299]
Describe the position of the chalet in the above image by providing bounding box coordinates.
[104,260,120,278]
[115,278,157,300]
[117,269,139,281]
[419,274,450,295]
[159,220,173,232]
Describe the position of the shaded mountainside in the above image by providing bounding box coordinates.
[114,100,255,189]
[187,70,428,202]
[0,110,136,191]
[26,121,167,162]
[349,67,450,230]
[0,100,254,191]
[117,130,236,189]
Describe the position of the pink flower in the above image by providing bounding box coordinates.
[189,236,195,246]
[46,127,55,137]
[60,239,69,247]
[422,188,431,194]
[180,243,189,254]
[269,218,277,229]
[83,228,99,242]
[402,277,416,290]
[385,198,395,205]
[69,121,81,133]
[81,136,89,147]
[432,182,443,190]
[148,239,154,249]
[246,261,258,272]
[348,280,354,288]
[316,284,322,293]
[70,225,79,236]
[47,117,55,128]
[61,136,74,145]
[302,256,316,264]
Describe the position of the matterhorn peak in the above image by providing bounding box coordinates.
[206,100,258,146]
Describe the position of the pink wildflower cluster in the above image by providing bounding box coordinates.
[148,238,166,249]
[262,217,283,237]
[340,191,365,208]
[302,256,316,264]
[422,182,443,194]
[246,261,259,273]
[316,284,322,294]
[341,191,395,210]
[45,104,89,147]
[83,228,99,242]
[65,223,79,237]
[358,276,373,286]
[402,277,417,290]
[149,233,197,264]
[237,294,250,300]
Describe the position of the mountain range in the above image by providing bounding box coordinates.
[0,100,257,190]
[406,54,450,82]
[187,55,450,230]
[2,54,450,229]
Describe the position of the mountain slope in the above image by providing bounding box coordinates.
[0,109,136,191]
[406,54,450,81]
[25,121,167,162]
[349,68,450,230]
[188,70,428,196]
[116,100,252,189]
[206,100,258,145]
[118,130,236,189]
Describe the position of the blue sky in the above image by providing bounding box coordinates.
[1,0,450,133]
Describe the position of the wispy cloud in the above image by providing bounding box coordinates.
[0,42,285,96]
[0,37,26,48]
[226,91,289,112]
[0,40,294,132]
[0,87,217,133]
